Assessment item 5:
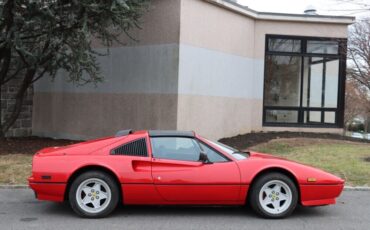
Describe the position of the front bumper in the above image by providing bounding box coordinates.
[28,176,66,202]
[300,183,344,206]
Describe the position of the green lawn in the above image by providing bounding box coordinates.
[0,154,33,185]
[250,138,370,186]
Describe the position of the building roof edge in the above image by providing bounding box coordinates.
[204,0,356,24]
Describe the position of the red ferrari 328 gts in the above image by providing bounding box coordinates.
[29,130,344,218]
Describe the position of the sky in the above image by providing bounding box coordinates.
[236,0,370,18]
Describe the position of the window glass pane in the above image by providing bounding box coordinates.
[304,111,321,123]
[302,57,339,108]
[264,56,301,106]
[307,40,338,54]
[265,110,298,123]
[325,59,339,108]
[303,57,323,107]
[151,137,200,162]
[207,140,247,160]
[199,142,228,163]
[268,38,301,53]
[324,112,336,124]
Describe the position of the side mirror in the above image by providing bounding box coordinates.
[199,151,212,164]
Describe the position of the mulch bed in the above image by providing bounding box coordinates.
[1,132,369,155]
[0,136,80,155]
[219,131,370,150]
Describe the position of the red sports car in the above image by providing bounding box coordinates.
[29,130,344,218]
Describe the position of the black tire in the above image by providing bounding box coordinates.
[249,172,298,219]
[68,171,119,218]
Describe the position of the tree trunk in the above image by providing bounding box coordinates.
[1,69,35,136]
[0,84,3,138]
[365,117,369,135]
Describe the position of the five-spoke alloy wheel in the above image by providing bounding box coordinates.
[249,172,298,218]
[69,171,119,218]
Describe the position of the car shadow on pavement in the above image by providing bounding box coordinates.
[42,202,328,219]
[113,205,327,219]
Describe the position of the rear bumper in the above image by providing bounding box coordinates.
[300,183,344,206]
[28,176,66,202]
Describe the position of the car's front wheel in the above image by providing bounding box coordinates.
[69,171,119,218]
[249,172,298,219]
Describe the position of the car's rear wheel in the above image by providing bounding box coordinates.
[249,172,298,219]
[69,171,119,218]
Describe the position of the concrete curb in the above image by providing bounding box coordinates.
[0,184,370,191]
[0,185,29,189]
[344,186,370,191]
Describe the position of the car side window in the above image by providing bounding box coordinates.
[151,137,200,162]
[199,142,229,163]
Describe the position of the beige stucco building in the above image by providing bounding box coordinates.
[32,0,355,140]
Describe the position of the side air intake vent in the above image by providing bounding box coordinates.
[110,138,148,157]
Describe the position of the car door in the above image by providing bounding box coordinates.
[150,136,241,203]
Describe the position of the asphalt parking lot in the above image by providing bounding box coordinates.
[0,189,369,230]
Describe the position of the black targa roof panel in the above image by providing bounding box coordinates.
[148,130,195,138]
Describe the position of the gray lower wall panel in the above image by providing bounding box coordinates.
[35,44,180,95]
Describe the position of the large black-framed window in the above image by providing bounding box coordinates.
[263,35,347,128]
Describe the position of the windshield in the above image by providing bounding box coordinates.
[207,140,249,160]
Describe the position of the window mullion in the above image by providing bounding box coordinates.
[321,57,327,122]
[299,55,305,124]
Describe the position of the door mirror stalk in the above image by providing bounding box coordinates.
[199,151,213,164]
